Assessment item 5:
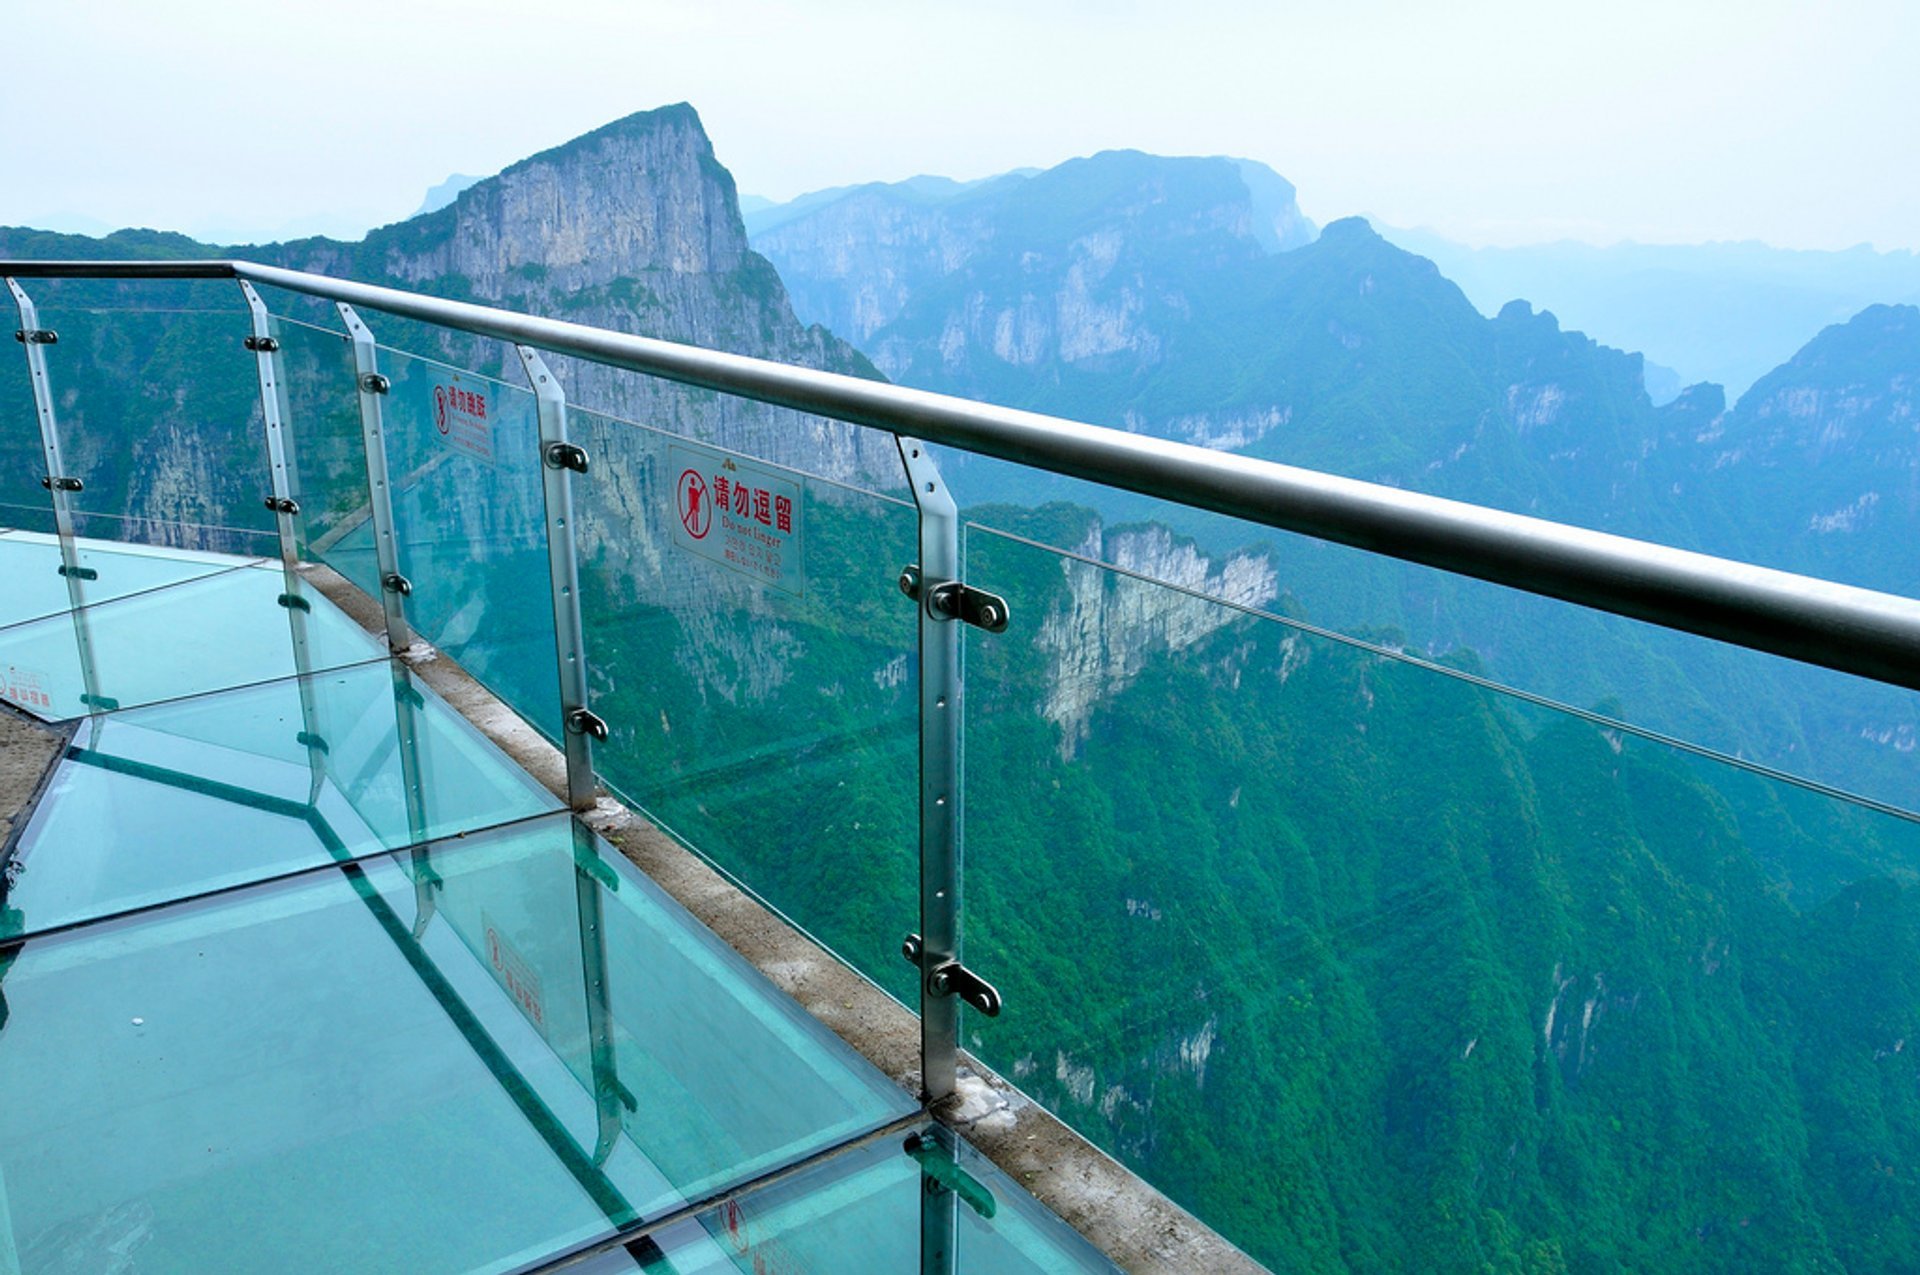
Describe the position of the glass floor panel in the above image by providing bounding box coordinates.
[574,1123,1119,1275]
[0,815,917,1274]
[0,558,384,719]
[2,660,561,939]
[0,530,264,630]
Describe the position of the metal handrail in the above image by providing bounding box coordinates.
[7,256,1919,692]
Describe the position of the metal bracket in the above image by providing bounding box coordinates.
[40,475,82,493]
[12,328,56,345]
[57,564,97,581]
[902,934,1003,1017]
[296,730,330,755]
[897,566,1010,634]
[566,708,610,742]
[359,371,391,395]
[263,495,300,515]
[543,441,590,474]
[276,592,312,613]
[243,334,280,353]
[78,693,120,712]
[381,572,412,597]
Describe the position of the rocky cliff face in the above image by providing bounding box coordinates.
[752,152,1318,391]
[277,103,900,490]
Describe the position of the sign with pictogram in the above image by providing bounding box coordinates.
[669,441,804,596]
[428,373,497,465]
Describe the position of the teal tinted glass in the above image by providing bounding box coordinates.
[0,317,49,535]
[0,814,912,1272]
[27,305,275,555]
[0,531,258,630]
[630,1125,1117,1273]
[3,660,559,938]
[272,314,379,598]
[962,521,1920,1273]
[0,560,384,719]
[569,406,919,1001]
[350,345,563,737]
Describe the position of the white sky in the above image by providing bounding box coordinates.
[3,0,1915,250]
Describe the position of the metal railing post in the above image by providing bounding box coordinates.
[6,277,105,710]
[332,305,432,926]
[514,345,602,809]
[898,437,964,1106]
[335,303,413,652]
[238,282,329,801]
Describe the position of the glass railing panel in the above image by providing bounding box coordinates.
[0,530,259,629]
[0,812,914,1272]
[1,660,560,938]
[569,405,920,1001]
[0,327,50,536]
[631,1123,1117,1273]
[26,305,275,555]
[272,314,380,599]
[353,344,563,737]
[959,478,1920,817]
[0,560,385,718]
[961,518,1920,1273]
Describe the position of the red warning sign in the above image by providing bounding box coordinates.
[427,376,496,464]
[668,442,804,596]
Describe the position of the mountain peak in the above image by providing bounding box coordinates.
[369,102,747,295]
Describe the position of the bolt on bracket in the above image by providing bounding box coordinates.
[896,565,1010,634]
[12,328,56,345]
[358,372,390,395]
[543,441,590,473]
[243,334,280,353]
[40,475,82,493]
[566,708,610,742]
[901,933,1003,1017]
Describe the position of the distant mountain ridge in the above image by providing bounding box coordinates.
[748,151,1316,350]
[1377,226,1920,399]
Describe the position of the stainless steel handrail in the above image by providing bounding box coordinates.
[7,257,1919,692]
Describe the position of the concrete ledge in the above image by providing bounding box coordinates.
[304,563,1265,1274]
[0,703,66,859]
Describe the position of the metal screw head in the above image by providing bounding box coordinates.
[929,969,952,996]
[979,602,1004,629]
[897,566,920,598]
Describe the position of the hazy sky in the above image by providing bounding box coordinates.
[4,0,1915,250]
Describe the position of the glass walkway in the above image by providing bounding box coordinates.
[0,529,1113,1274]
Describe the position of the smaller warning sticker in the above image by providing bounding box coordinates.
[1,664,52,713]
[669,442,804,597]
[430,375,496,465]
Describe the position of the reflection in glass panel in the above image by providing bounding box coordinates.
[2,659,559,937]
[569,407,920,1000]
[630,1123,1116,1273]
[0,560,385,719]
[29,306,274,555]
[0,814,914,1273]
[962,517,1920,1273]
